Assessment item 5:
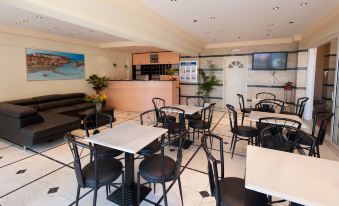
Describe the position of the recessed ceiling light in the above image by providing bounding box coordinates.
[273,7,280,10]
[289,21,295,24]
[210,17,216,20]
[15,22,21,25]
[36,16,43,19]
[21,19,29,23]
[237,36,241,39]
[300,2,308,6]
[193,19,198,23]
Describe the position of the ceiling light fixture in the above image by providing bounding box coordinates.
[210,17,216,20]
[273,7,280,10]
[300,2,308,6]
[21,19,29,23]
[36,16,43,19]
[289,21,295,24]
[237,36,241,39]
[15,22,21,25]
[193,19,198,23]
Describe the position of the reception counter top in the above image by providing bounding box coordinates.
[105,80,179,112]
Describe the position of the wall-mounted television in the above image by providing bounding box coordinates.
[252,52,287,70]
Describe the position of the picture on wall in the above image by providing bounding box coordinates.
[26,48,85,81]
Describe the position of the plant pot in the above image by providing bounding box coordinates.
[96,103,102,112]
[284,85,293,90]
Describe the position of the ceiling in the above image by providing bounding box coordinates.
[0,3,128,43]
[139,0,339,44]
[109,46,166,53]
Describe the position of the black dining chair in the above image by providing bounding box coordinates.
[288,112,333,157]
[256,92,276,100]
[282,97,309,118]
[152,97,166,126]
[237,93,253,125]
[201,133,268,206]
[185,96,206,120]
[256,99,285,113]
[226,104,259,158]
[84,113,123,160]
[65,135,125,206]
[159,106,187,140]
[188,103,215,142]
[139,109,163,157]
[258,117,303,152]
[137,131,187,206]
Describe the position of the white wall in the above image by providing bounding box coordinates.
[0,31,131,101]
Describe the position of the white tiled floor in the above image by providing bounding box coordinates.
[0,109,338,206]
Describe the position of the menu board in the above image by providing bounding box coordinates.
[179,61,198,83]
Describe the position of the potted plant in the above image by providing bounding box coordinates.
[284,81,293,90]
[84,92,107,111]
[198,64,221,101]
[86,74,110,94]
[165,68,176,80]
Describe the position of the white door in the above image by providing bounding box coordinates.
[224,56,248,108]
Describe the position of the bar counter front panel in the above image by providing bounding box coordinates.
[105,80,179,112]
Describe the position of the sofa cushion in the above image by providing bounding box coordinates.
[19,112,80,142]
[60,93,86,99]
[0,104,38,118]
[6,98,38,109]
[73,103,95,110]
[38,98,84,111]
[34,94,62,103]
[44,106,78,115]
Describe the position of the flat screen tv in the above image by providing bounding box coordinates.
[252,52,287,70]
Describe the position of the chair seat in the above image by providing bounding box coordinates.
[232,126,258,137]
[188,119,210,130]
[138,139,161,156]
[95,145,123,158]
[282,111,297,116]
[139,154,176,182]
[242,108,252,113]
[82,157,123,187]
[185,112,202,120]
[288,130,315,146]
[219,177,268,206]
[261,134,293,152]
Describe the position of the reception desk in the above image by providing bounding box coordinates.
[105,80,179,112]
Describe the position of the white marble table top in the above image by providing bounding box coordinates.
[248,111,307,128]
[85,121,167,154]
[169,104,204,115]
[245,145,339,206]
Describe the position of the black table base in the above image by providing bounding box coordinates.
[107,184,151,206]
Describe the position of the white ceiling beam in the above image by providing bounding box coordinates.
[1,0,204,55]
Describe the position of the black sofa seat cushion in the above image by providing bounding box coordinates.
[38,98,84,111]
[44,106,78,115]
[0,104,38,118]
[72,103,95,110]
[19,112,80,143]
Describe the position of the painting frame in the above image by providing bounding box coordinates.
[26,48,85,81]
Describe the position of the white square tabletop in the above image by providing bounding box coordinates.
[245,145,339,206]
[85,121,168,154]
[248,111,307,128]
[170,104,204,115]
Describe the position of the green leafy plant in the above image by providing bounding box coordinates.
[198,64,221,100]
[86,74,110,94]
[165,68,175,76]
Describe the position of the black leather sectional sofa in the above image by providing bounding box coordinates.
[0,93,95,147]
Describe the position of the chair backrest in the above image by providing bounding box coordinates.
[201,103,216,129]
[259,117,302,152]
[152,97,165,123]
[186,96,206,107]
[84,112,112,137]
[65,134,96,187]
[159,106,186,134]
[312,112,334,145]
[257,99,285,113]
[201,133,225,203]
[161,131,187,178]
[226,104,238,132]
[296,97,309,118]
[256,92,276,100]
[236,94,246,111]
[140,109,158,127]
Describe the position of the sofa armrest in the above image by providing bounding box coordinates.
[0,104,38,118]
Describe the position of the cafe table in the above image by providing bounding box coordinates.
[245,145,339,206]
[170,104,204,115]
[86,121,168,205]
[248,111,307,129]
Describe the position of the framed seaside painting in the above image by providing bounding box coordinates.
[26,49,85,81]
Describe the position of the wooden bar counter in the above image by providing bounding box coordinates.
[105,80,179,112]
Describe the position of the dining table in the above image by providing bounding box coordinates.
[245,145,339,206]
[86,121,168,205]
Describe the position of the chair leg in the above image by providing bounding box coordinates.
[162,182,168,206]
[93,188,98,206]
[230,133,235,151]
[137,172,141,205]
[105,185,109,198]
[231,136,237,159]
[122,171,125,206]
[316,145,321,158]
[177,177,184,205]
[154,183,156,194]
[241,112,245,125]
[193,128,195,142]
[75,185,80,206]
